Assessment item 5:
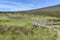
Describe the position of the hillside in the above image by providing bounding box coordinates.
[36,4,60,12]
[0,4,60,17]
[17,4,60,17]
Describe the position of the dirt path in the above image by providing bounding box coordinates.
[54,28,60,40]
[57,30,60,40]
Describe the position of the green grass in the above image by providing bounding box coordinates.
[0,13,59,40]
[0,27,57,40]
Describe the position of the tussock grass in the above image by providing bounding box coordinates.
[0,13,58,40]
[0,26,57,40]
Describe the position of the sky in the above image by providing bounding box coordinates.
[0,0,60,11]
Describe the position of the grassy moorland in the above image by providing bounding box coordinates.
[0,12,59,40]
[0,27,57,40]
[0,4,60,40]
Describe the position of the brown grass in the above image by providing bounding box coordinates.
[0,25,33,35]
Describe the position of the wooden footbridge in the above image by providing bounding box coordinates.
[31,18,60,28]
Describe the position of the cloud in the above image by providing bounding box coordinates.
[0,0,60,11]
[0,0,35,11]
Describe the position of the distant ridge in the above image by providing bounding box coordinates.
[0,4,60,12]
[37,4,60,12]
[16,4,60,12]
[0,4,60,17]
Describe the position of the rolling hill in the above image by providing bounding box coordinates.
[0,4,60,17]
[18,4,60,17]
